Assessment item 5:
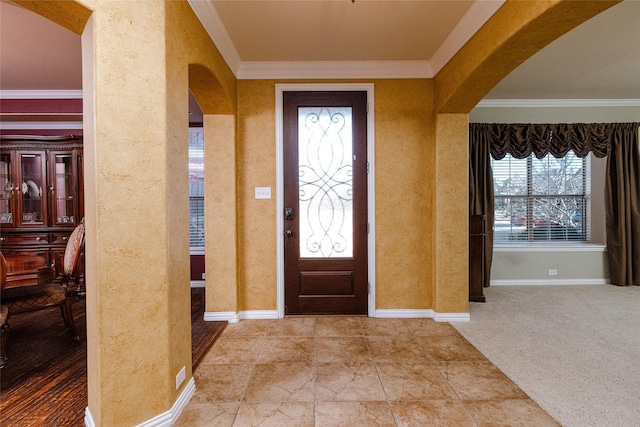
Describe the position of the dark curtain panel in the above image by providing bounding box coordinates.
[469,124,494,287]
[605,123,640,286]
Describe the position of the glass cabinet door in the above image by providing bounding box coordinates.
[50,152,77,226]
[18,151,47,226]
[0,152,14,225]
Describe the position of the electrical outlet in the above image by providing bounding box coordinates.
[176,366,186,389]
[201,272,206,280]
[255,187,271,199]
[548,269,558,276]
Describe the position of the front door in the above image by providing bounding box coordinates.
[283,91,368,315]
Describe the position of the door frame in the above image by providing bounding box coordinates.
[276,83,375,318]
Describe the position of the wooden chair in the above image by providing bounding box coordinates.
[0,252,9,366]
[1,220,85,350]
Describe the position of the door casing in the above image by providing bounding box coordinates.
[276,83,375,318]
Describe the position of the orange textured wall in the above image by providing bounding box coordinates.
[236,79,435,311]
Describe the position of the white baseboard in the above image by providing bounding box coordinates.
[491,279,610,286]
[206,309,470,323]
[435,312,471,322]
[374,309,470,322]
[204,311,240,323]
[240,310,279,320]
[84,407,94,427]
[375,309,435,318]
[204,310,279,322]
[84,378,195,427]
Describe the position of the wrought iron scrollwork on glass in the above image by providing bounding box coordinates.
[298,107,353,258]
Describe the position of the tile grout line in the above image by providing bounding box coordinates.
[235,319,273,424]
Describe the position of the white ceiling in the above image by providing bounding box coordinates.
[1,0,639,102]
[210,0,475,61]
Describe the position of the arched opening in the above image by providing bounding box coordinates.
[2,1,242,424]
[188,63,239,322]
[455,3,637,426]
[185,90,229,366]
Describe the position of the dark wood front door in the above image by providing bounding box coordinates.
[283,91,368,315]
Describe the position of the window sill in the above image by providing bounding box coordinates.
[493,243,606,253]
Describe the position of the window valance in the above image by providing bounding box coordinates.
[472,123,632,160]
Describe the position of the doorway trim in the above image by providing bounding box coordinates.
[275,83,375,318]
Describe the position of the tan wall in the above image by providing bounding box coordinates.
[236,81,279,310]
[433,114,470,313]
[82,2,180,425]
[203,114,239,313]
[72,1,237,425]
[371,80,435,309]
[235,79,435,311]
[11,0,238,423]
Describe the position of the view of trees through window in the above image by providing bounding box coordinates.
[189,128,205,247]
[492,152,588,243]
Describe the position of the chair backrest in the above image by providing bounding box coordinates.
[63,220,85,277]
[0,252,7,292]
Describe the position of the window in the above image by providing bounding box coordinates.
[492,152,589,243]
[189,128,204,248]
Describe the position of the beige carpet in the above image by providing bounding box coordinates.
[451,285,640,427]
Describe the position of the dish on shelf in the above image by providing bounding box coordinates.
[26,179,41,198]
[22,181,28,194]
[3,182,13,195]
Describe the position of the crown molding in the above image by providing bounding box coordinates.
[187,0,242,74]
[430,0,505,76]
[237,60,432,80]
[476,98,640,108]
[0,90,83,99]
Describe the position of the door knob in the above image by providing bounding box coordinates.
[285,207,294,221]
[285,230,293,237]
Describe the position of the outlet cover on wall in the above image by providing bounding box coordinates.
[176,366,186,389]
[548,269,558,276]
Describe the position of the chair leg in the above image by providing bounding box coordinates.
[0,320,9,367]
[61,300,79,341]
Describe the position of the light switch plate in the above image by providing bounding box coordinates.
[255,187,271,199]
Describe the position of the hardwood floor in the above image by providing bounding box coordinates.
[0,288,225,426]
[191,287,227,370]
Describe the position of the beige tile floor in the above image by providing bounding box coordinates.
[176,317,559,426]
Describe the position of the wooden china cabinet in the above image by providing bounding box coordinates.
[0,135,84,279]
